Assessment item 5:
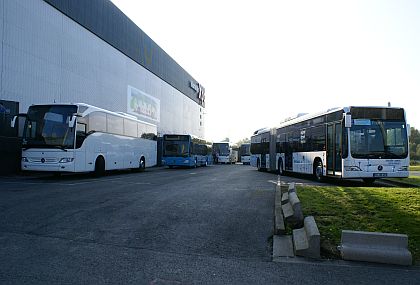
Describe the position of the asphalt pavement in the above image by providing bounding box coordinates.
[0,165,418,284]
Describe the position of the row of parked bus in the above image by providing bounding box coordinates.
[250,106,410,184]
[11,103,252,176]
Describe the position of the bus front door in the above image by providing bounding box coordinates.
[327,122,342,176]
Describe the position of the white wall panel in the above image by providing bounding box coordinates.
[0,0,205,138]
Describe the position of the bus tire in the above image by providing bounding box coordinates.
[313,159,323,182]
[139,157,146,172]
[94,156,105,177]
[363,178,376,185]
[278,159,284,176]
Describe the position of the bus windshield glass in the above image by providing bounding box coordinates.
[350,120,408,159]
[23,105,77,149]
[163,135,190,157]
[213,143,230,156]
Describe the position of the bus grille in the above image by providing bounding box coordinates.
[28,157,59,163]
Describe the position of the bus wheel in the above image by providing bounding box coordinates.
[94,156,105,177]
[139,157,146,172]
[278,159,284,176]
[313,160,323,182]
[363,178,376,185]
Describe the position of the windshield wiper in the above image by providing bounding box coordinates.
[385,152,403,159]
[23,144,68,151]
[49,145,68,152]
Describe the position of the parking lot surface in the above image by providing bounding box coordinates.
[0,165,418,284]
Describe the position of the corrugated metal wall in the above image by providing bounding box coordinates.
[43,0,205,107]
[0,0,205,138]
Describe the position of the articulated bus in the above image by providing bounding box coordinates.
[13,103,157,175]
[250,106,410,184]
[240,143,251,165]
[212,142,232,164]
[162,134,208,168]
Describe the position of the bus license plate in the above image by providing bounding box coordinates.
[373,173,387,177]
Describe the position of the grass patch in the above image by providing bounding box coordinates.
[410,165,420,171]
[297,185,420,264]
[387,176,420,187]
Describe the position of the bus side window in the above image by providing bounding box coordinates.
[76,122,87,149]
[342,126,348,158]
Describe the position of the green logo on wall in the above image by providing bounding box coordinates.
[127,86,160,122]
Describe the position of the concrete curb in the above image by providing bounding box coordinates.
[273,235,294,259]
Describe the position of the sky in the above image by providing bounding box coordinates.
[111,0,420,143]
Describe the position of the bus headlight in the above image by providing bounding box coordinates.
[59,158,74,163]
[344,166,362,171]
[22,157,28,162]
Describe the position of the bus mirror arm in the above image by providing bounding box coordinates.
[344,113,352,128]
[11,113,27,128]
[11,116,17,128]
[68,115,77,128]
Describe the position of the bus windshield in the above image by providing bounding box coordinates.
[213,143,230,156]
[350,120,408,159]
[23,105,77,149]
[240,144,251,156]
[163,135,190,157]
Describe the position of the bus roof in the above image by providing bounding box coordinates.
[29,102,156,127]
[275,105,405,130]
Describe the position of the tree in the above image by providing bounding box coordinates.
[410,127,420,161]
[235,137,250,146]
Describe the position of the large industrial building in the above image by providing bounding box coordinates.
[0,0,206,173]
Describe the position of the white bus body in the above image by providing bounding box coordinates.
[19,103,157,174]
[251,106,409,183]
[212,142,232,164]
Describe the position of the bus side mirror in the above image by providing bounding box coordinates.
[69,115,76,128]
[11,116,17,128]
[407,124,411,137]
[344,114,352,128]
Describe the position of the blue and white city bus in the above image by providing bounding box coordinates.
[14,103,157,175]
[162,134,208,168]
[251,106,410,184]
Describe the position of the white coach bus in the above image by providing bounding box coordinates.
[13,103,157,175]
[250,106,410,184]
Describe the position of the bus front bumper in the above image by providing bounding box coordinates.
[22,161,76,172]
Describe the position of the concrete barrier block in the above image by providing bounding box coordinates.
[293,216,320,259]
[281,192,289,205]
[282,192,303,228]
[288,182,296,193]
[339,230,412,266]
[273,235,295,259]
